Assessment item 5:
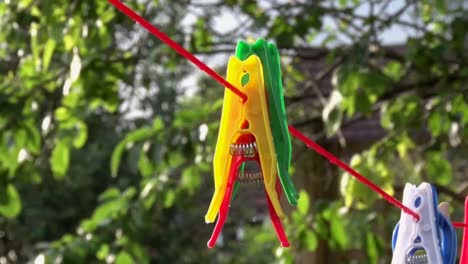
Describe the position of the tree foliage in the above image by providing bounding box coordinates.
[1,0,468,263]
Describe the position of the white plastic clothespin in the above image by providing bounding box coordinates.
[391,182,457,264]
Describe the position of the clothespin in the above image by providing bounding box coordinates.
[235,39,299,206]
[460,196,468,264]
[391,182,457,264]
[205,53,289,248]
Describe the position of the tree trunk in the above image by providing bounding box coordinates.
[294,140,341,264]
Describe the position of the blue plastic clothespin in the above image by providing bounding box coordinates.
[391,182,457,264]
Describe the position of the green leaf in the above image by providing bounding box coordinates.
[304,231,318,251]
[452,95,468,124]
[62,93,81,108]
[396,134,414,158]
[111,127,155,177]
[126,127,155,142]
[333,66,360,96]
[14,127,27,147]
[23,121,41,154]
[50,141,70,179]
[115,251,134,264]
[93,199,126,223]
[181,167,201,194]
[152,118,164,130]
[338,0,348,7]
[353,91,372,115]
[0,142,19,177]
[435,0,447,13]
[383,61,403,81]
[190,18,214,52]
[341,154,378,209]
[96,244,110,260]
[83,198,128,232]
[42,39,56,72]
[123,187,137,199]
[164,190,176,208]
[380,95,422,130]
[360,72,388,98]
[168,152,185,167]
[126,242,149,263]
[111,141,126,177]
[99,188,121,201]
[366,232,378,263]
[138,149,153,178]
[428,111,450,137]
[425,151,452,185]
[0,184,22,218]
[73,121,88,148]
[330,216,348,249]
[55,107,71,121]
[19,0,33,9]
[297,190,309,215]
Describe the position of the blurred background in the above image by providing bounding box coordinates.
[1,0,468,263]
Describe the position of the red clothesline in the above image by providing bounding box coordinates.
[454,221,468,228]
[107,0,468,229]
[287,126,419,221]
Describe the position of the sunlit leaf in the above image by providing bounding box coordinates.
[138,149,153,178]
[115,251,134,264]
[425,151,452,185]
[64,35,74,51]
[428,111,450,137]
[50,141,70,179]
[304,230,318,251]
[164,190,176,208]
[330,216,348,249]
[42,39,56,72]
[396,134,414,158]
[96,244,110,260]
[297,190,309,215]
[99,188,121,201]
[111,127,156,177]
[152,118,164,131]
[55,107,70,121]
[23,121,41,154]
[383,61,403,81]
[0,184,22,218]
[366,232,378,263]
[181,166,201,194]
[111,141,126,178]
[168,152,185,167]
[73,121,88,148]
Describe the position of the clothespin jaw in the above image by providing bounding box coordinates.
[391,183,457,264]
[460,196,468,264]
[235,39,299,206]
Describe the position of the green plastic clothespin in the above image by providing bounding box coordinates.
[231,39,299,206]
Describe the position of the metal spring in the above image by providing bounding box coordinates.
[230,142,257,157]
[406,254,428,264]
[237,170,263,183]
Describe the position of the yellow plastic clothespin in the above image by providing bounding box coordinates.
[205,54,285,223]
